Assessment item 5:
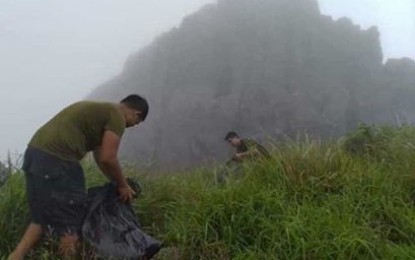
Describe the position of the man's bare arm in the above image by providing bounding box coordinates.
[94,130,135,202]
[234,149,260,161]
[93,147,111,180]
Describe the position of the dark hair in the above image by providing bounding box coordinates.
[120,94,149,121]
[224,131,239,141]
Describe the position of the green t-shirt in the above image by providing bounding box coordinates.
[29,101,126,161]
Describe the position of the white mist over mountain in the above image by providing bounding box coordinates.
[0,0,413,160]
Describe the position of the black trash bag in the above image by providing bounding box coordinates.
[82,179,162,259]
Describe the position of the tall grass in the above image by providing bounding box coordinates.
[1,125,415,259]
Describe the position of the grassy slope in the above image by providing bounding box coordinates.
[1,125,415,259]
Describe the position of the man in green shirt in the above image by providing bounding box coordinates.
[9,94,149,259]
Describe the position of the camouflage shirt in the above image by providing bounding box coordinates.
[237,138,271,159]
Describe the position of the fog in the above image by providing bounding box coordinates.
[0,0,414,160]
[0,0,215,160]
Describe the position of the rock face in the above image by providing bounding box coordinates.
[89,0,415,167]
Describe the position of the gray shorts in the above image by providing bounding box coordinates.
[23,147,88,236]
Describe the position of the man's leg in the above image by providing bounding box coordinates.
[8,223,43,260]
[58,233,80,259]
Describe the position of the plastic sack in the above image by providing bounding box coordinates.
[82,179,162,259]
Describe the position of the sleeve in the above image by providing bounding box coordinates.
[104,106,126,137]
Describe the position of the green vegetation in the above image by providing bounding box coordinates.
[2,125,415,259]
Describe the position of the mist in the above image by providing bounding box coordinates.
[0,0,215,160]
[0,0,414,161]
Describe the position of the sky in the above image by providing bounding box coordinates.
[0,0,414,160]
[319,0,415,61]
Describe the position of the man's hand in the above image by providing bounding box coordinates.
[95,131,135,203]
[117,183,136,203]
[232,153,243,162]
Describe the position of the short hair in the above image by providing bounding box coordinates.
[224,131,239,141]
[120,94,149,121]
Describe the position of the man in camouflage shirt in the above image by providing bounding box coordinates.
[224,131,270,163]
[216,131,270,184]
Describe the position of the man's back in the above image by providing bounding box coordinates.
[237,138,271,159]
[29,101,125,161]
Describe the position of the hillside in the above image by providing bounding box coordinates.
[2,126,415,259]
